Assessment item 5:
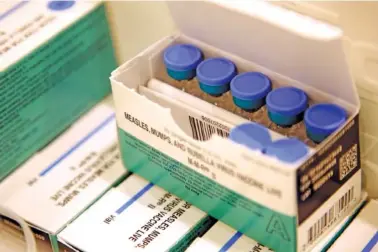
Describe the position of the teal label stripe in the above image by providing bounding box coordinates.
[0,4,116,180]
[119,129,296,252]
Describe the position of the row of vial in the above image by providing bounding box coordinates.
[164,43,348,144]
[163,44,348,162]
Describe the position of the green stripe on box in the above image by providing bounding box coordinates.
[0,4,116,180]
[119,129,296,252]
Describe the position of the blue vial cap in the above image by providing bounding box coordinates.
[48,0,75,11]
[229,123,272,151]
[163,44,203,71]
[305,103,347,136]
[265,138,309,163]
[231,72,272,100]
[266,87,308,116]
[197,58,237,86]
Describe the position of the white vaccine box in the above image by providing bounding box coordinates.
[186,193,367,252]
[0,1,116,181]
[328,199,378,251]
[0,96,128,252]
[110,1,361,252]
[58,174,216,252]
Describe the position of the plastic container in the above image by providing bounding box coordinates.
[196,57,237,96]
[266,87,308,127]
[304,103,347,143]
[163,44,203,80]
[229,123,272,151]
[264,138,309,163]
[230,72,272,111]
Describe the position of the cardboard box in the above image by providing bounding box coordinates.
[186,193,366,252]
[58,174,216,252]
[110,1,361,251]
[0,97,128,252]
[328,199,378,251]
[0,1,116,180]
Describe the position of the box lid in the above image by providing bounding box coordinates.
[167,0,358,105]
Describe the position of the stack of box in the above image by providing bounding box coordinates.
[0,97,128,251]
[1,1,374,252]
[0,2,216,251]
[0,0,116,180]
[0,1,127,251]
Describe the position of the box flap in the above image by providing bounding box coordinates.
[167,0,358,105]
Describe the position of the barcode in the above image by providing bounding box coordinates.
[339,144,358,180]
[307,187,354,244]
[188,116,229,141]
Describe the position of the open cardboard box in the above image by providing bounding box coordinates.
[110,1,362,251]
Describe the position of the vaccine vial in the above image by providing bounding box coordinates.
[164,44,203,81]
[229,122,272,152]
[196,57,237,96]
[266,87,308,127]
[230,72,272,111]
[264,138,309,163]
[304,103,347,143]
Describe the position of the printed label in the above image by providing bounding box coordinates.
[307,187,354,245]
[113,85,298,252]
[0,4,116,180]
[119,129,296,252]
[297,172,361,252]
[0,11,56,55]
[188,115,229,141]
[127,200,194,249]
[4,114,125,233]
[61,175,213,252]
[47,143,120,208]
[339,144,358,180]
[297,116,361,224]
[121,110,290,208]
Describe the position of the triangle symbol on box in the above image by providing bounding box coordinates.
[266,214,291,242]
